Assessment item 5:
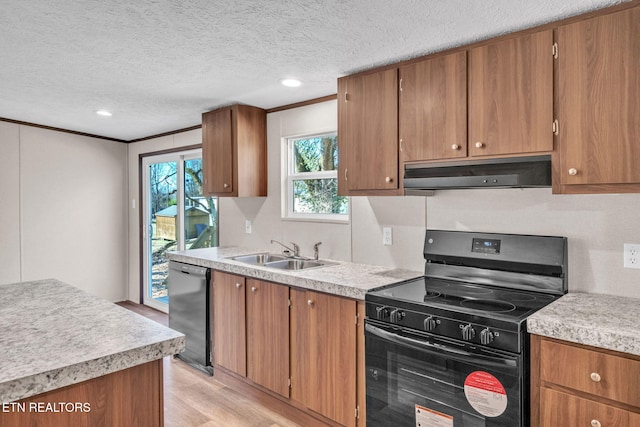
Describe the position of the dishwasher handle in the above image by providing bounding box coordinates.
[169,261,209,277]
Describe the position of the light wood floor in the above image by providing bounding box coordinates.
[116,301,301,427]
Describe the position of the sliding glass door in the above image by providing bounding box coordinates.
[142,149,218,312]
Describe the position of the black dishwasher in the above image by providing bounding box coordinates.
[168,261,212,375]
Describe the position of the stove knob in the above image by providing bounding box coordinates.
[461,324,476,341]
[390,309,405,323]
[480,328,495,345]
[423,316,437,332]
[375,306,390,320]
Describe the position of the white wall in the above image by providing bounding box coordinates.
[0,123,128,301]
[125,100,640,301]
[220,100,427,269]
[0,122,21,284]
[427,189,640,297]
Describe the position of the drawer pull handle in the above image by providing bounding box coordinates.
[307,299,314,306]
[235,283,242,289]
[590,372,601,382]
[591,420,601,427]
[251,286,257,293]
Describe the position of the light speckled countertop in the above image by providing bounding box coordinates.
[528,292,640,356]
[167,246,422,300]
[0,279,185,403]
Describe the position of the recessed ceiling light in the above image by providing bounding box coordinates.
[95,110,112,117]
[280,78,302,88]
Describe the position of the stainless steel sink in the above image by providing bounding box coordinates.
[230,253,334,270]
[264,259,325,270]
[230,253,288,265]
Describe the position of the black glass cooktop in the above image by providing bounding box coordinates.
[368,276,559,321]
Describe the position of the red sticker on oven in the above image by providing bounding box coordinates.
[415,405,453,427]
[464,371,507,417]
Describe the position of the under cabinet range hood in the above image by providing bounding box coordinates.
[403,155,552,194]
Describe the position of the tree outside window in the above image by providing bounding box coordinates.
[286,134,348,220]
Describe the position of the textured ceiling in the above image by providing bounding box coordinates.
[0,0,626,141]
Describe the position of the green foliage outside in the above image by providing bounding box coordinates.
[293,135,348,215]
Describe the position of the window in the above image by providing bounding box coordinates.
[284,133,349,221]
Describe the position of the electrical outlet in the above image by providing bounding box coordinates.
[624,243,640,269]
[383,227,393,246]
[245,220,252,234]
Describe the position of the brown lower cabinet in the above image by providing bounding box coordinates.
[246,278,290,398]
[531,335,640,427]
[290,288,357,427]
[212,270,363,427]
[212,271,246,377]
[0,360,163,427]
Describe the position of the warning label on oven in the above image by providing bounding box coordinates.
[415,405,453,427]
[464,371,508,417]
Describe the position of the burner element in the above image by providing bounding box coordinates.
[423,290,441,300]
[498,291,537,302]
[460,299,516,313]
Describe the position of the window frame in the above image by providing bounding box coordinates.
[282,132,349,223]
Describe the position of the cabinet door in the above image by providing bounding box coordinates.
[246,279,289,397]
[540,388,631,427]
[469,30,553,157]
[539,339,640,408]
[212,271,246,376]
[202,107,234,194]
[399,51,467,161]
[338,69,399,193]
[290,289,357,427]
[557,7,640,187]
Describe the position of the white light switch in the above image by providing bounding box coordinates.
[245,220,252,234]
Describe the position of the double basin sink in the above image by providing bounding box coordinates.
[230,253,332,270]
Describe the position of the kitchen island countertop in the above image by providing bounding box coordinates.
[0,279,185,403]
[527,292,640,356]
[167,246,422,300]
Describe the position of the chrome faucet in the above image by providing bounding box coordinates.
[313,242,322,261]
[270,239,300,258]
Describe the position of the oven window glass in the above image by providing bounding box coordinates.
[366,321,523,427]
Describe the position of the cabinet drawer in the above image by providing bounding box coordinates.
[540,339,640,407]
[540,388,635,427]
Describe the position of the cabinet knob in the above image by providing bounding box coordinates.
[307,299,314,306]
[475,142,485,149]
[568,168,578,176]
[251,286,257,293]
[451,144,460,150]
[591,420,601,427]
[235,283,242,289]
[223,183,229,188]
[385,176,392,183]
[590,372,601,382]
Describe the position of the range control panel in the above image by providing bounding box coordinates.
[366,302,520,354]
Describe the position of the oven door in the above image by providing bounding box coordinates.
[366,319,524,427]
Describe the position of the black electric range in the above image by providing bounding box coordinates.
[365,229,567,427]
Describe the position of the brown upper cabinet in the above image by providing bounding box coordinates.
[555,6,640,193]
[337,68,400,196]
[468,30,554,157]
[202,104,267,197]
[399,51,468,162]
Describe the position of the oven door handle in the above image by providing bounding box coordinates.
[366,322,517,369]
